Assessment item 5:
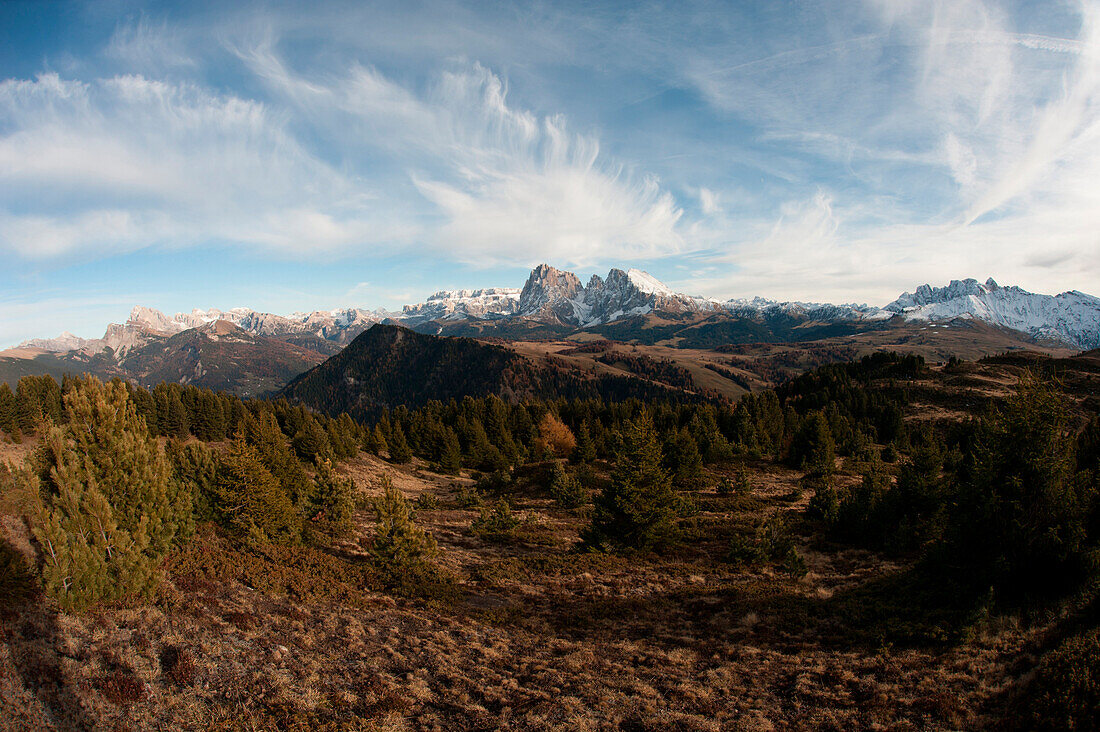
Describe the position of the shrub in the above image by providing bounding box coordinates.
[472,500,520,542]
[726,512,808,577]
[1014,626,1100,730]
[550,462,587,508]
[415,492,440,510]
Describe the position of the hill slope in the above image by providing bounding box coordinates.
[279,324,703,418]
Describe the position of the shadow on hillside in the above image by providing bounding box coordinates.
[2,538,96,731]
[514,565,984,652]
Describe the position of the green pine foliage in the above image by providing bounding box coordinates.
[166,440,219,523]
[30,377,192,611]
[550,462,587,508]
[388,422,413,463]
[0,382,17,433]
[584,411,679,552]
[471,499,520,542]
[309,458,356,534]
[212,437,301,545]
[945,373,1093,600]
[16,374,63,432]
[292,416,333,464]
[367,475,439,592]
[439,427,463,475]
[665,428,703,487]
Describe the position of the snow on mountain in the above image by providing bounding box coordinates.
[885,278,1100,350]
[518,264,584,321]
[402,288,521,323]
[15,266,1100,357]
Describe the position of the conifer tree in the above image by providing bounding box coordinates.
[368,474,438,589]
[167,439,219,522]
[584,411,678,552]
[16,374,62,432]
[212,437,301,544]
[244,412,314,509]
[550,462,587,508]
[309,458,356,534]
[31,377,191,610]
[439,427,463,475]
[573,421,597,463]
[292,416,332,463]
[0,382,16,433]
[389,422,413,463]
[365,424,388,455]
[665,428,703,487]
[165,389,190,439]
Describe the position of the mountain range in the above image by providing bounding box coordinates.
[4,264,1098,395]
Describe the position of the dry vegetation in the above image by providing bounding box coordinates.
[0,434,1069,731]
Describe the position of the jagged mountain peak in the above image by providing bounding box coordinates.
[519,264,583,316]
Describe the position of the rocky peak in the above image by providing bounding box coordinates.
[519,264,583,316]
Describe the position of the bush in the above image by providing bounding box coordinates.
[550,462,587,508]
[726,512,807,577]
[415,492,440,510]
[1014,626,1100,730]
[472,500,520,542]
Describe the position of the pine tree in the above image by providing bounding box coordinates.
[0,382,16,433]
[30,377,191,610]
[439,427,463,475]
[584,411,678,552]
[16,375,62,432]
[365,424,388,455]
[166,389,190,439]
[212,437,301,544]
[243,412,314,509]
[368,474,438,589]
[573,421,597,463]
[167,440,219,522]
[309,458,356,534]
[550,462,587,508]
[292,417,332,463]
[665,428,703,487]
[389,422,413,464]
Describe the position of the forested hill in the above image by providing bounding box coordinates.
[278,324,703,418]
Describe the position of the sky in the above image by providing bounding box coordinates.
[2,0,1098,347]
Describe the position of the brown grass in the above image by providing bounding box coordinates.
[0,407,1080,729]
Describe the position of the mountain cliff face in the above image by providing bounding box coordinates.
[886,278,1100,349]
[14,266,1100,364]
[401,288,521,324]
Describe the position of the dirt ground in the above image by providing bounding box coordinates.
[0,443,1055,731]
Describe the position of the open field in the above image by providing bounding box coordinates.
[0,443,1073,730]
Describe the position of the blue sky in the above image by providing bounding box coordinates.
[2,0,1098,347]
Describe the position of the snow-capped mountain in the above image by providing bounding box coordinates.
[512,264,714,326]
[885,278,1100,350]
[14,266,1100,356]
[401,288,521,324]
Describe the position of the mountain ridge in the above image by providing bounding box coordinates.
[15,265,1100,353]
